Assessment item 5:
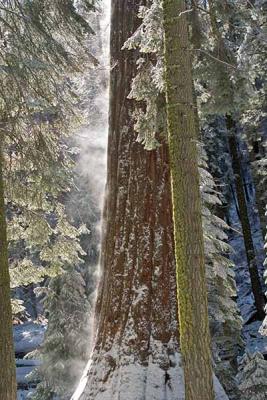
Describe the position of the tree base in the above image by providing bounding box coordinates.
[72,340,229,400]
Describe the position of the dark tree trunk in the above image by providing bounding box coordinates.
[247,136,267,237]
[0,139,17,400]
[226,115,266,319]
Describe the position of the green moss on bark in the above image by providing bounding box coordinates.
[162,1,215,399]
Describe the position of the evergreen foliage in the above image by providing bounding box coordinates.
[0,0,97,312]
[30,6,108,398]
[236,352,267,400]
[192,0,267,395]
[199,146,243,362]
[0,1,266,399]
[0,2,96,398]
[240,0,267,232]
[30,270,91,400]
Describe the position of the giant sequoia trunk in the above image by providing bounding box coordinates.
[79,1,182,399]
[0,140,17,400]
[226,115,266,319]
[72,3,230,400]
[162,1,214,400]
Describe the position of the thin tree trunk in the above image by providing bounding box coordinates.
[0,139,17,400]
[78,1,181,398]
[226,115,265,319]
[247,134,267,236]
[162,1,214,400]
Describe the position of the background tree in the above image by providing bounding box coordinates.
[194,0,266,319]
[236,352,267,400]
[32,7,109,393]
[238,0,267,235]
[0,138,16,400]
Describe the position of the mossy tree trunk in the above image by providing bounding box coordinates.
[162,1,214,400]
[0,139,17,400]
[226,115,265,319]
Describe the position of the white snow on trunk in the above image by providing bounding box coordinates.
[71,339,229,400]
[71,359,93,400]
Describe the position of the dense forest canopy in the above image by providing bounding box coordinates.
[0,1,267,400]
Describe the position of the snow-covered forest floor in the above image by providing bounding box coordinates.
[15,323,45,399]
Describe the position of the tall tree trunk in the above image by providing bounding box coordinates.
[72,2,228,399]
[78,1,182,399]
[0,139,17,400]
[247,133,267,236]
[162,1,214,400]
[226,115,265,319]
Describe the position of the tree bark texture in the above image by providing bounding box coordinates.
[80,1,182,399]
[0,139,17,400]
[162,1,215,400]
[226,115,266,319]
[247,135,267,237]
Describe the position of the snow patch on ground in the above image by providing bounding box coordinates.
[243,321,267,356]
[17,389,34,400]
[14,323,45,398]
[14,322,46,355]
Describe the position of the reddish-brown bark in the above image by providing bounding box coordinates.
[80,1,180,398]
[96,0,178,356]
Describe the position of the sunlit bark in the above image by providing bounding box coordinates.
[162,1,215,399]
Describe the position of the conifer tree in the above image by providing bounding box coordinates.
[162,1,214,398]
[236,352,267,400]
[226,115,265,319]
[32,6,109,396]
[0,2,95,398]
[203,0,266,319]
[0,138,16,400]
[238,0,267,234]
[32,271,91,400]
